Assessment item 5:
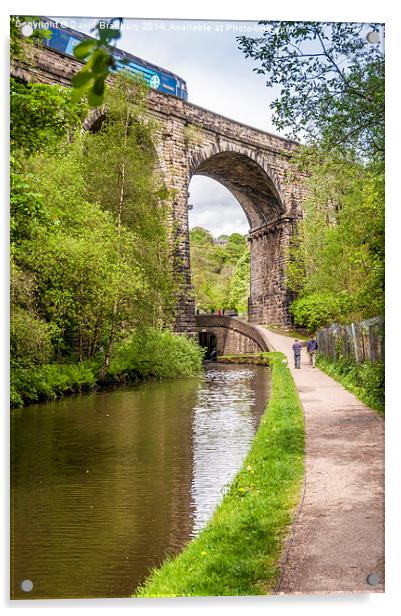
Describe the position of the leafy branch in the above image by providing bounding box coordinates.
[71,18,123,107]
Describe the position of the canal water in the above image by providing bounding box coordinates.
[11,363,271,599]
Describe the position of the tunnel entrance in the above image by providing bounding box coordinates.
[199,330,217,361]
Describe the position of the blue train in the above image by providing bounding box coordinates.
[41,20,188,100]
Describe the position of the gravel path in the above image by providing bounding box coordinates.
[257,326,384,594]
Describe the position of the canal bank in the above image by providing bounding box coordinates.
[11,328,204,408]
[136,352,305,597]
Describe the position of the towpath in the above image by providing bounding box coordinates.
[256,325,384,594]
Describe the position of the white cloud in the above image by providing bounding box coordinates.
[189,176,249,237]
[117,19,282,132]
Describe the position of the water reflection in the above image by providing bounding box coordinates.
[191,365,270,534]
[11,364,271,599]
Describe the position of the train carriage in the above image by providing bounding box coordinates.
[41,20,188,100]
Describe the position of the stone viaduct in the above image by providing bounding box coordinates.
[11,44,307,335]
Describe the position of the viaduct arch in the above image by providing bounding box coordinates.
[11,44,307,333]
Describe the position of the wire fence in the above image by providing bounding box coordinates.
[316,316,384,363]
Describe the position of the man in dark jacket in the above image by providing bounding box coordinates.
[306,335,318,368]
[292,339,302,369]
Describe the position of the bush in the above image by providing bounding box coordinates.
[108,328,204,380]
[290,292,352,331]
[10,361,98,407]
[10,306,53,368]
[10,328,204,408]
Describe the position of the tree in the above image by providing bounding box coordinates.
[10,77,86,158]
[239,22,385,328]
[238,22,384,160]
[82,73,175,374]
[223,233,247,265]
[286,151,384,328]
[14,144,136,361]
[190,227,214,245]
[10,78,87,244]
[10,72,175,372]
[228,251,250,315]
[10,260,53,368]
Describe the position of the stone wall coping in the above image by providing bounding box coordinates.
[146,90,299,152]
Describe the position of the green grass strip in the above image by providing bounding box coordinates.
[135,352,305,597]
[316,355,384,416]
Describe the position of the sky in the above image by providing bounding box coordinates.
[54,16,284,237]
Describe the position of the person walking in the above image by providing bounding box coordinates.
[307,334,318,368]
[292,339,302,369]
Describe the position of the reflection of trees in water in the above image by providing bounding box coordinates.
[11,379,199,598]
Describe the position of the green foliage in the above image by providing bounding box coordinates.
[290,292,352,331]
[136,353,304,597]
[10,361,98,406]
[238,22,384,160]
[108,328,204,381]
[71,18,124,106]
[10,78,86,245]
[317,355,384,414]
[10,260,53,368]
[82,74,176,336]
[190,226,214,244]
[13,144,141,360]
[238,23,384,327]
[10,78,86,156]
[10,73,178,399]
[10,162,48,242]
[10,330,203,408]
[190,227,249,313]
[223,233,247,264]
[10,306,53,368]
[228,251,250,315]
[287,150,384,327]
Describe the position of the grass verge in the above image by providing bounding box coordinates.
[135,352,305,597]
[316,354,384,416]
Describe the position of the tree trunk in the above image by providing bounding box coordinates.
[100,298,118,379]
[100,107,130,378]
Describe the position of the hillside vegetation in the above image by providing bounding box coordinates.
[190,227,250,315]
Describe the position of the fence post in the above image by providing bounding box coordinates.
[317,316,384,364]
